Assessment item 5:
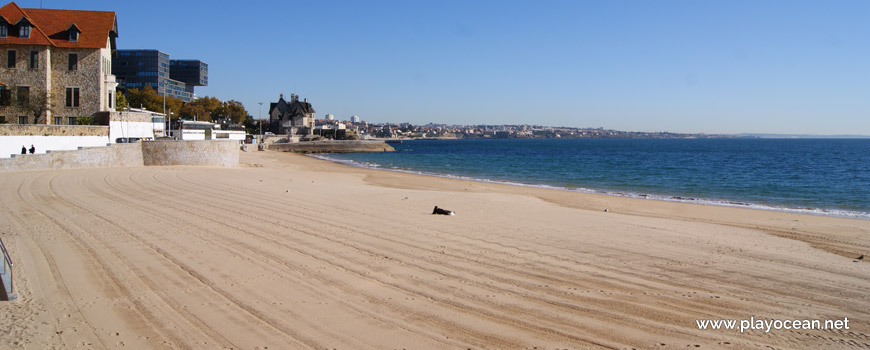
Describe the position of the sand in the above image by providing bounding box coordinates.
[0,150,868,350]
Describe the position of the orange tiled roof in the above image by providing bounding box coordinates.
[0,2,116,49]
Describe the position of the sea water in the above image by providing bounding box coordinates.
[318,138,870,219]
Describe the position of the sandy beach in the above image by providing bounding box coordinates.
[1,150,868,349]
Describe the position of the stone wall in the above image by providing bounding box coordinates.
[141,140,239,167]
[94,110,154,124]
[268,140,394,153]
[0,124,108,136]
[0,140,239,172]
[0,143,142,172]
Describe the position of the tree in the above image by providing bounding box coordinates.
[115,91,127,111]
[243,114,259,134]
[179,102,207,121]
[124,85,184,118]
[77,115,95,125]
[125,85,162,111]
[217,100,248,124]
[166,97,183,118]
[179,96,224,121]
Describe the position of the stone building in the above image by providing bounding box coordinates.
[0,2,118,125]
[268,93,315,135]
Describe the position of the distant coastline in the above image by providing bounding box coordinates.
[358,123,870,140]
[735,133,870,139]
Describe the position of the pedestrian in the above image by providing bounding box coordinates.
[21,145,26,155]
[29,145,35,154]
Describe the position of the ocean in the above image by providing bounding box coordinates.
[317,138,870,219]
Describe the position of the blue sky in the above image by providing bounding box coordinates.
[22,0,870,134]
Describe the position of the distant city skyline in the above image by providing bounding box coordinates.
[20,0,870,135]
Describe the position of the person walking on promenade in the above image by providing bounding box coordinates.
[21,145,26,154]
[29,145,35,154]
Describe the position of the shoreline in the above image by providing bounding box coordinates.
[310,153,870,221]
[293,152,869,259]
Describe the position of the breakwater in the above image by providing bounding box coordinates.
[268,140,394,153]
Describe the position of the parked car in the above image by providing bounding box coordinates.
[115,137,141,143]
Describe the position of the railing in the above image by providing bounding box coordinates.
[0,236,15,301]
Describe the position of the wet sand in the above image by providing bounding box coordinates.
[0,150,868,349]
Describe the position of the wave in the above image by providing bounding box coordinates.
[310,154,870,220]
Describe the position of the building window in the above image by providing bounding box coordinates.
[108,91,113,108]
[30,50,38,69]
[7,50,15,68]
[65,87,80,107]
[69,29,79,42]
[19,24,30,38]
[17,86,29,105]
[0,86,9,106]
[68,117,77,125]
[68,53,78,71]
[18,116,26,124]
[54,117,62,125]
[0,23,7,38]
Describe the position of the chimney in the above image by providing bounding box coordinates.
[304,98,307,103]
[280,93,284,99]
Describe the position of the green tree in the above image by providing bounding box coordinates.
[77,115,95,125]
[243,114,258,134]
[115,91,127,111]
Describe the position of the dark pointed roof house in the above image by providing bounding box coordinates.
[268,93,316,135]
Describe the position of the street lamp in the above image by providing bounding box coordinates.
[162,79,167,137]
[258,101,264,143]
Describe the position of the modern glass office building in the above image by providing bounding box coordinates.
[170,60,208,87]
[113,49,208,102]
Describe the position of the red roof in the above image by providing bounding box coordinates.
[0,2,116,49]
